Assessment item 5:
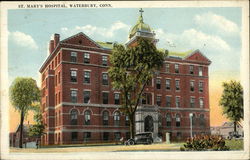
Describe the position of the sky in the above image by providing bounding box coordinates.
[7,7,242,131]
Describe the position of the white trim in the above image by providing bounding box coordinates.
[62,47,109,56]
[70,88,78,91]
[83,69,92,72]
[70,68,78,71]
[83,89,91,91]
[102,91,110,93]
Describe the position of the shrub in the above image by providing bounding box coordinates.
[181,135,230,151]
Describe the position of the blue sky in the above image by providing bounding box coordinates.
[8,8,242,86]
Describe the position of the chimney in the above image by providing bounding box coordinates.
[54,33,60,49]
[49,40,54,54]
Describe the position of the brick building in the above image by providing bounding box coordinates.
[39,10,211,145]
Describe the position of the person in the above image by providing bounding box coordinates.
[36,139,39,149]
[119,137,124,145]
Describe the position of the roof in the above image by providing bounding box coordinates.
[96,41,114,49]
[158,49,194,59]
[129,11,152,38]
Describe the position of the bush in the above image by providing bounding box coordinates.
[181,135,230,151]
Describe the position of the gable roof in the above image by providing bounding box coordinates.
[60,32,104,49]
[184,49,211,63]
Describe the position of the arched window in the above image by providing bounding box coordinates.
[176,114,181,127]
[166,113,171,127]
[200,114,205,127]
[84,110,91,125]
[103,111,109,126]
[70,110,78,125]
[114,111,120,126]
[158,114,162,127]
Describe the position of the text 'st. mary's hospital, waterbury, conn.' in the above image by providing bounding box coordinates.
[39,9,211,145]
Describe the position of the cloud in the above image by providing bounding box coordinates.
[155,28,231,52]
[61,21,130,40]
[194,12,240,36]
[9,31,38,50]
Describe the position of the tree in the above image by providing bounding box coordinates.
[219,80,243,134]
[10,77,40,148]
[108,38,166,138]
[28,102,45,139]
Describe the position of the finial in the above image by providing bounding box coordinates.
[139,8,144,17]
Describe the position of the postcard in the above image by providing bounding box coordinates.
[0,1,249,160]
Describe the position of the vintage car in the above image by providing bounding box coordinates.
[125,132,153,145]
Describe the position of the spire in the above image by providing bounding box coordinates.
[138,8,144,23]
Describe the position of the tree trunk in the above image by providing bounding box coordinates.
[19,111,24,148]
[234,121,237,134]
[129,114,135,139]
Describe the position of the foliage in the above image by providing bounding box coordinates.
[9,77,40,148]
[108,38,166,138]
[182,135,230,151]
[225,139,243,150]
[28,102,45,138]
[219,80,243,132]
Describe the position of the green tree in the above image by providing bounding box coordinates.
[219,80,243,134]
[28,102,45,139]
[10,77,40,148]
[108,38,166,138]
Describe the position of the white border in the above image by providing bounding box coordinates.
[0,1,249,160]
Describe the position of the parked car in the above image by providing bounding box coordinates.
[125,132,153,145]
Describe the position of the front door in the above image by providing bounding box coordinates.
[144,115,154,132]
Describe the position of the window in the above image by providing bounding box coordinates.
[200,114,205,127]
[199,82,204,92]
[114,132,121,141]
[142,93,151,105]
[70,70,77,82]
[84,110,91,125]
[84,71,90,83]
[84,53,90,63]
[166,63,170,73]
[58,72,61,84]
[83,132,91,142]
[158,114,162,127]
[176,114,181,127]
[190,97,195,108]
[198,66,203,76]
[71,52,77,62]
[114,93,120,104]
[102,92,109,104]
[175,97,180,108]
[125,115,129,126]
[71,90,77,103]
[70,110,78,125]
[166,96,171,107]
[175,64,179,73]
[199,98,204,108]
[102,55,108,66]
[190,81,195,92]
[103,132,109,141]
[103,111,109,125]
[192,114,196,126]
[175,80,180,91]
[189,65,194,74]
[83,91,90,104]
[114,111,120,126]
[156,78,161,89]
[102,73,108,85]
[166,79,171,90]
[156,96,161,106]
[71,132,78,141]
[166,113,171,127]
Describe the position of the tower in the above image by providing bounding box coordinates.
[126,8,158,47]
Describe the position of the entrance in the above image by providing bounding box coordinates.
[144,115,154,132]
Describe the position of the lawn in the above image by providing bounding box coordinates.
[225,139,243,150]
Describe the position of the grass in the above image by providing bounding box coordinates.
[225,139,243,150]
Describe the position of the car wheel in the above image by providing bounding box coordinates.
[129,140,135,145]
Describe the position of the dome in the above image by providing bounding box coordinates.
[129,12,152,38]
